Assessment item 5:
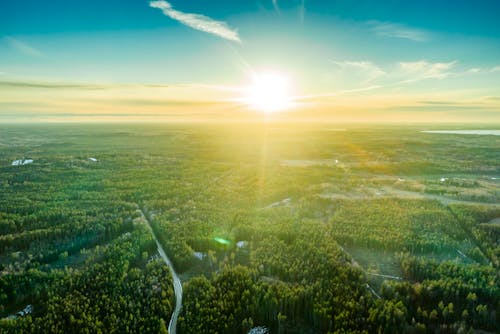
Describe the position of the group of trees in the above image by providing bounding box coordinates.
[175,205,499,333]
[321,199,469,255]
[369,254,499,332]
[179,264,370,334]
[0,226,174,333]
[0,130,175,332]
[449,204,500,267]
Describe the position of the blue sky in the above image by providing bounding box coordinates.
[1,0,500,122]
[3,0,500,36]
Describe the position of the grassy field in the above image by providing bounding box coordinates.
[0,123,499,333]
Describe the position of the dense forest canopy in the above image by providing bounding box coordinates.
[0,124,498,333]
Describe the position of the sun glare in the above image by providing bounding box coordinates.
[245,71,293,113]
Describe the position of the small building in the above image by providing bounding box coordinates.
[194,252,206,260]
[12,159,34,166]
[236,241,248,249]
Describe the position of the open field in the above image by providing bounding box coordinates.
[0,123,499,333]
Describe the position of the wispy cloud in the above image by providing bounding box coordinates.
[315,59,462,102]
[329,59,472,90]
[0,78,240,122]
[331,60,386,83]
[491,66,500,72]
[299,0,306,23]
[368,21,428,42]
[417,100,462,106]
[272,0,279,11]
[149,0,241,42]
[297,85,384,100]
[398,60,456,82]
[4,37,43,57]
[466,67,481,74]
[0,80,109,90]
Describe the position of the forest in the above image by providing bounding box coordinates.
[0,123,498,333]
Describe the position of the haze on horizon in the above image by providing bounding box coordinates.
[1,0,500,123]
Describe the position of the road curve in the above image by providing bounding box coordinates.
[140,209,182,334]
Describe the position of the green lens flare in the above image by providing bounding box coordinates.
[213,237,231,245]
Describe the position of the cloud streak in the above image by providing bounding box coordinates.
[149,0,241,42]
[307,59,465,102]
[331,60,386,83]
[272,0,279,11]
[0,80,109,90]
[368,21,428,42]
[299,0,306,23]
[4,37,43,57]
[398,60,456,82]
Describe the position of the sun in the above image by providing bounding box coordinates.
[244,71,293,113]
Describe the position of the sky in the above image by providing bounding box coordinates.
[1,0,500,122]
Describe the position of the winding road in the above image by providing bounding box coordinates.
[139,208,182,334]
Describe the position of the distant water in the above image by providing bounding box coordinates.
[422,130,500,136]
